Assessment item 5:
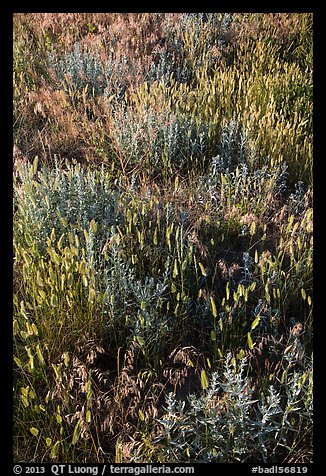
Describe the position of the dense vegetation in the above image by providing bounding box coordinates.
[13,13,313,463]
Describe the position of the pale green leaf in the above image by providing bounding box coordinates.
[199,262,207,277]
[251,315,260,331]
[210,296,217,317]
[247,332,254,350]
[30,427,39,437]
[200,369,209,390]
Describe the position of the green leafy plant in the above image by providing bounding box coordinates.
[13,12,313,464]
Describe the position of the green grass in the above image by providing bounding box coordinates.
[13,13,313,464]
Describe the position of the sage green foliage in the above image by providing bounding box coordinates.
[14,13,313,463]
[147,354,313,463]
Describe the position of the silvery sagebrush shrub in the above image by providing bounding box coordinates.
[101,241,171,347]
[49,35,193,106]
[145,14,213,87]
[210,115,253,174]
[49,43,133,101]
[288,180,308,215]
[48,42,106,96]
[100,201,199,350]
[145,16,190,86]
[179,13,233,69]
[115,14,234,91]
[14,159,120,257]
[153,352,313,463]
[14,159,201,351]
[179,13,218,49]
[205,161,288,215]
[156,114,209,167]
[145,49,191,86]
[103,54,145,103]
[110,106,160,165]
[111,104,210,173]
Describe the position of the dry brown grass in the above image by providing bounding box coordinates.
[13,13,179,59]
[13,13,184,166]
[231,13,310,44]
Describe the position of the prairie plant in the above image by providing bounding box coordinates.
[14,158,120,256]
[49,42,106,97]
[150,352,312,463]
[13,12,313,464]
[110,102,210,177]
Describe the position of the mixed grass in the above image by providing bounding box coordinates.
[13,13,313,463]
